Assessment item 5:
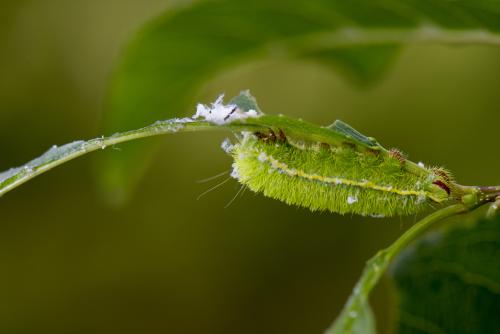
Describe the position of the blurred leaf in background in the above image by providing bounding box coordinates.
[391,214,500,334]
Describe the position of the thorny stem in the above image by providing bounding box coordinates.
[324,203,483,334]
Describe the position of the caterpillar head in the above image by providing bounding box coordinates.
[430,167,455,198]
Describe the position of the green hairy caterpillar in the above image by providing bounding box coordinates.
[229,134,447,217]
[217,92,454,217]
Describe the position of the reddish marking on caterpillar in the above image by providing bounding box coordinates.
[433,180,451,195]
[389,148,406,165]
[254,129,287,143]
[432,167,453,183]
[320,142,331,150]
[254,130,277,143]
[277,129,287,143]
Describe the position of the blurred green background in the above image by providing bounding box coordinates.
[1,1,499,333]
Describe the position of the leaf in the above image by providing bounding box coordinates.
[0,119,225,197]
[100,0,500,203]
[390,214,500,334]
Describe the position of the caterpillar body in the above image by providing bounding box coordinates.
[199,91,454,217]
[229,133,450,217]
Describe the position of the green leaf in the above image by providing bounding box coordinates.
[100,0,500,203]
[0,119,219,197]
[390,214,500,334]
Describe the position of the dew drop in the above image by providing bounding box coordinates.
[221,138,233,153]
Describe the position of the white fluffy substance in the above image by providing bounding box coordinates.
[220,138,234,153]
[193,94,259,125]
[230,163,240,180]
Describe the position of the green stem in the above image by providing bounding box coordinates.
[325,204,469,334]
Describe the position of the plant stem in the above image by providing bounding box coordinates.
[325,204,469,334]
